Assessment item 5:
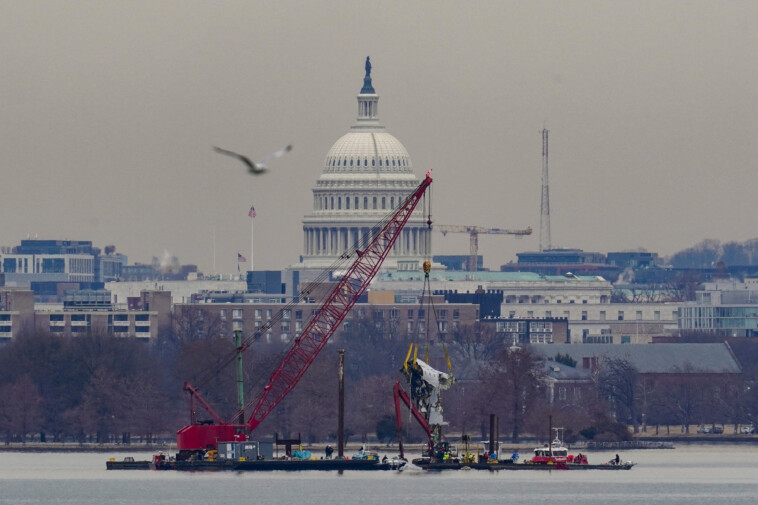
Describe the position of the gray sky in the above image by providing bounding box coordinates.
[2,1,757,273]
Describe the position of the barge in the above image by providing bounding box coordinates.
[107,450,406,472]
[415,461,635,471]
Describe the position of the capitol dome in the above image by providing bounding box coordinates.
[300,58,429,270]
[323,132,414,177]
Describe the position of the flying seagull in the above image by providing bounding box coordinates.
[213,144,293,175]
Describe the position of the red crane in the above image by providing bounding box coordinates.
[176,173,433,455]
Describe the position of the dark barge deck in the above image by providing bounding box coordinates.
[107,458,402,471]
[416,461,635,471]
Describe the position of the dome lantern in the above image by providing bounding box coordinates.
[357,56,378,122]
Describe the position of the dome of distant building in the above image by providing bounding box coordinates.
[322,132,414,176]
[300,57,429,271]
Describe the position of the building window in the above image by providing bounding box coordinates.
[283,309,291,320]
[453,309,459,319]
[418,309,425,319]
[407,321,414,333]
[558,387,567,401]
[389,309,398,320]
[220,309,227,320]
[364,197,368,209]
[255,309,262,320]
[372,197,377,209]
[636,311,642,321]
[295,310,302,320]
[621,336,631,344]
[266,309,272,319]
[438,321,448,333]
[408,309,414,319]
[545,311,552,317]
[233,309,243,319]
[338,197,342,210]
[618,311,624,321]
[654,311,660,321]
[438,309,447,319]
[581,311,587,321]
[381,197,386,209]
[599,311,606,321]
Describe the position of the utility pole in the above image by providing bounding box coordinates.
[337,348,345,459]
[540,128,552,252]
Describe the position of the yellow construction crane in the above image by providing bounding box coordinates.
[433,224,533,272]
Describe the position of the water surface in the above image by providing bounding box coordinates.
[0,445,754,505]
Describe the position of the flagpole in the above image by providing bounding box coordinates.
[250,208,255,270]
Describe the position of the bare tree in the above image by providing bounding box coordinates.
[478,345,545,443]
[0,375,43,444]
[597,357,640,433]
[450,322,502,362]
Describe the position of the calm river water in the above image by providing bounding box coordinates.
[0,444,756,505]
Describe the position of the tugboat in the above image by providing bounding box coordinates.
[529,427,572,465]
[526,425,634,470]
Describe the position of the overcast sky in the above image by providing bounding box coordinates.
[2,1,757,273]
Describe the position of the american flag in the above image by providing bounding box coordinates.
[248,205,256,218]
[238,253,247,262]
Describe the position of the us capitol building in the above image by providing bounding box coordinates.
[297,57,431,272]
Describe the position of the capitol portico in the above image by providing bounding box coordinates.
[299,57,431,271]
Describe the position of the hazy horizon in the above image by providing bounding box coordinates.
[2,1,756,274]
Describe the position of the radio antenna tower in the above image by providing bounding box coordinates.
[540,128,551,252]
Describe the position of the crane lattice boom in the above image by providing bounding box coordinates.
[177,174,433,452]
[245,174,432,431]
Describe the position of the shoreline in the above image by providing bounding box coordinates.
[2,431,756,453]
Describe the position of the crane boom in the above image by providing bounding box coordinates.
[245,174,432,431]
[177,174,432,453]
[433,224,532,272]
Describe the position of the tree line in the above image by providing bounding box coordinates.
[2,316,757,446]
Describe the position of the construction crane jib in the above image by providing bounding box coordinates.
[433,224,532,272]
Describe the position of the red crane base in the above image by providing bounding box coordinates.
[177,424,246,451]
